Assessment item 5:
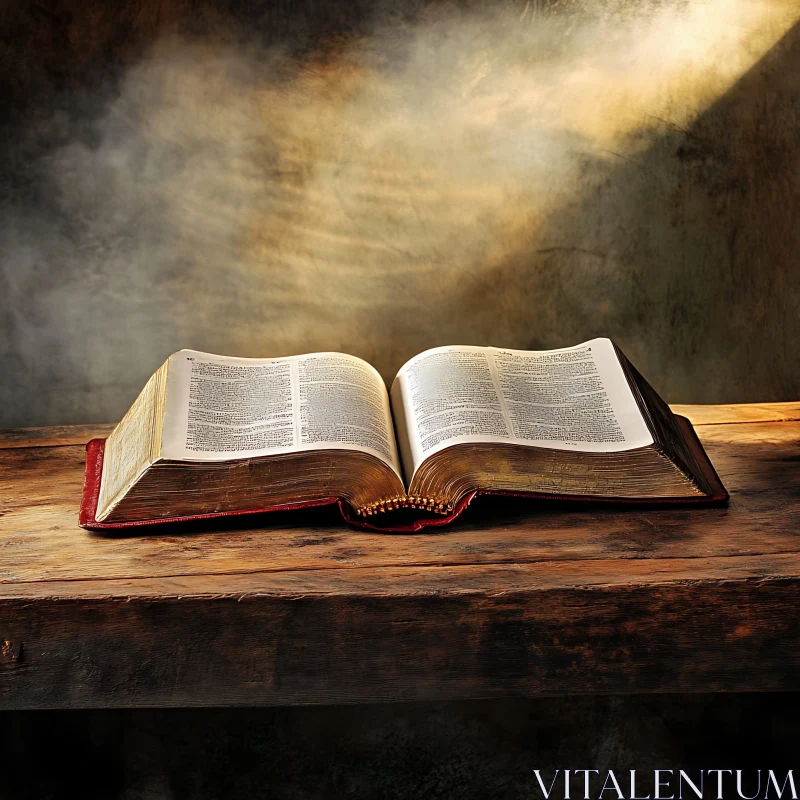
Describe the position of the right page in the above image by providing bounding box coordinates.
[391,338,654,481]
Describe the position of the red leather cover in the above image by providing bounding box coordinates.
[79,415,728,533]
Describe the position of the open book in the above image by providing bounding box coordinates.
[79,338,728,532]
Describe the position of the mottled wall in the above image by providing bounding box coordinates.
[1,0,798,429]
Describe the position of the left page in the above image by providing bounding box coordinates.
[160,349,403,478]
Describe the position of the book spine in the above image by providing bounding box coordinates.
[354,496,454,517]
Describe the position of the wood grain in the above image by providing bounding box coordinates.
[0,423,115,449]
[1,404,799,708]
[3,579,800,709]
[672,402,800,426]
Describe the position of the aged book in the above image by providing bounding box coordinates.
[80,338,728,532]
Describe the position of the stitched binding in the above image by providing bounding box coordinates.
[354,496,454,516]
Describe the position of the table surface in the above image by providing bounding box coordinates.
[1,402,799,709]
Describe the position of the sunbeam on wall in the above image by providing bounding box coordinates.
[1,0,798,427]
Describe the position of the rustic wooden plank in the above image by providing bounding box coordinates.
[1,420,798,583]
[1,407,799,707]
[0,423,116,449]
[2,571,799,708]
[4,551,800,600]
[671,401,800,425]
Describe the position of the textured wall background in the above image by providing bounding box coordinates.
[1,0,799,430]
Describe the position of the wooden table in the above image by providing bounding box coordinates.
[1,403,799,709]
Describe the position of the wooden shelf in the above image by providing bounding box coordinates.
[2,403,799,708]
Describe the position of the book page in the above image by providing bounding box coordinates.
[160,349,402,477]
[391,338,653,479]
